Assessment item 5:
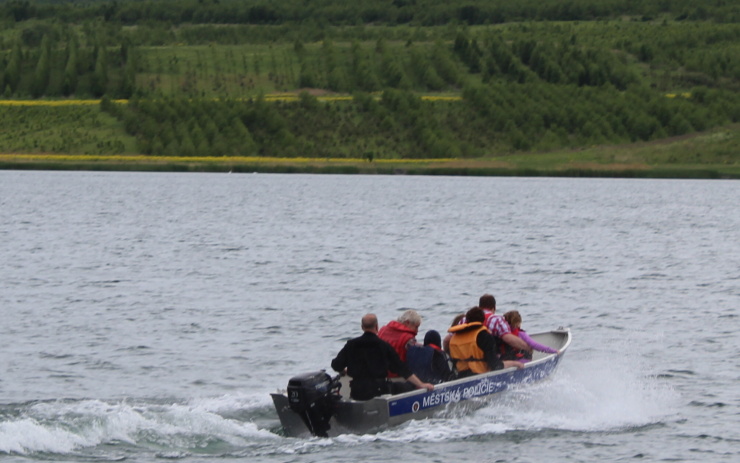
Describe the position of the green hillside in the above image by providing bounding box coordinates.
[0,0,738,176]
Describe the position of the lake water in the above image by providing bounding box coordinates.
[0,171,738,462]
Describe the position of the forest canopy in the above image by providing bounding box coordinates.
[2,0,739,25]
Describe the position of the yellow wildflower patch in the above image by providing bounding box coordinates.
[0,94,460,106]
[665,93,692,99]
[421,96,461,101]
[0,154,457,164]
[0,99,128,106]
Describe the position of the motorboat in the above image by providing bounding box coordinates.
[271,328,571,437]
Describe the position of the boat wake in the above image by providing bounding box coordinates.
[0,393,280,458]
[0,350,678,458]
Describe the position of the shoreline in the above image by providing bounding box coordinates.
[2,123,737,180]
[1,154,737,179]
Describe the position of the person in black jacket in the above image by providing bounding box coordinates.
[331,313,434,401]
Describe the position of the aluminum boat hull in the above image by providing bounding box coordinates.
[271,328,571,437]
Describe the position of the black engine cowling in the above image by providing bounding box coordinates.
[287,370,341,437]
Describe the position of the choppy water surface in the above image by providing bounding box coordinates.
[0,171,738,462]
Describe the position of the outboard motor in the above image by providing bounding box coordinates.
[287,370,341,437]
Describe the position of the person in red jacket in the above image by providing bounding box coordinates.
[378,309,421,364]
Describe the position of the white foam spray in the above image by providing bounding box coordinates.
[321,348,680,444]
[0,393,278,456]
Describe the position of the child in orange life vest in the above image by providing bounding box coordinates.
[501,310,559,362]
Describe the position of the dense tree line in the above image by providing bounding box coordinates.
[99,85,739,158]
[2,0,739,26]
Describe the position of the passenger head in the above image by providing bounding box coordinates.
[424,330,442,348]
[465,306,485,324]
[479,294,496,311]
[361,313,378,333]
[503,310,522,330]
[450,313,465,327]
[398,309,422,331]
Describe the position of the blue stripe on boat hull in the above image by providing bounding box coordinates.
[388,354,561,418]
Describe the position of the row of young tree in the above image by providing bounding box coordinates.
[2,26,736,99]
[3,0,738,26]
[1,36,136,98]
[99,82,740,158]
